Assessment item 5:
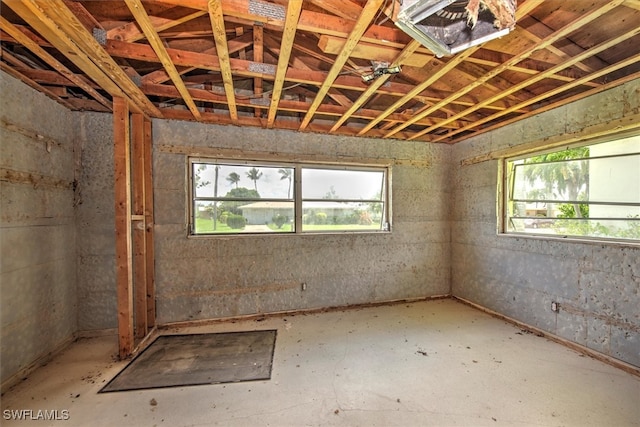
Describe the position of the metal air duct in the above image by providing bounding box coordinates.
[395,0,516,57]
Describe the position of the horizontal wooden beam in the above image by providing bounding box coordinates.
[140,81,460,128]
[299,0,387,130]
[447,64,640,145]
[0,16,112,110]
[460,110,640,166]
[387,0,626,139]
[108,7,207,42]
[157,108,432,142]
[0,60,76,109]
[421,12,640,141]
[4,0,159,117]
[152,0,416,49]
[125,0,201,120]
[103,39,524,114]
[318,35,431,68]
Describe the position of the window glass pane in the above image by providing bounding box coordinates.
[509,217,640,239]
[302,201,383,232]
[191,160,389,235]
[512,153,640,204]
[505,135,640,241]
[302,168,384,201]
[194,200,294,234]
[194,163,294,200]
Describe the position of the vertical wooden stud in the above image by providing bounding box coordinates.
[143,117,156,329]
[253,24,263,118]
[114,97,134,359]
[131,113,147,339]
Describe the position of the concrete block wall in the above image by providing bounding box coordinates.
[451,79,640,368]
[75,113,117,331]
[2,67,638,388]
[0,72,78,388]
[152,119,451,323]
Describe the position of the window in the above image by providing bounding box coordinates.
[502,134,640,241]
[190,159,389,235]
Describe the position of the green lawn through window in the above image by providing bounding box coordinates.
[195,217,380,233]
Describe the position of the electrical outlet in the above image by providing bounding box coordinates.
[551,301,559,312]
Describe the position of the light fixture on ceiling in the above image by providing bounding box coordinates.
[362,61,402,83]
[395,0,517,58]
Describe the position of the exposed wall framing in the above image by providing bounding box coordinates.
[114,98,155,358]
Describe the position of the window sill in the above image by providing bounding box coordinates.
[498,231,640,248]
[188,230,392,238]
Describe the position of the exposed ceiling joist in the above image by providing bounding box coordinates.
[125,0,201,120]
[108,7,207,43]
[331,39,422,133]
[267,1,303,128]
[1,0,638,143]
[0,15,112,111]
[207,0,238,122]
[390,0,627,139]
[300,0,385,130]
[5,0,160,117]
[253,24,263,118]
[440,52,640,143]
[0,54,76,109]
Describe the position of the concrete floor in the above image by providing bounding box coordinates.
[2,299,639,427]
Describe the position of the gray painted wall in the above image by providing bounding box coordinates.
[1,72,78,386]
[451,79,640,368]
[153,120,451,323]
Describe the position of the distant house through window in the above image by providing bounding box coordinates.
[502,134,640,241]
[190,159,389,235]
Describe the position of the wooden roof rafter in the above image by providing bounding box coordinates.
[435,39,640,143]
[108,6,207,43]
[0,52,77,109]
[307,0,363,21]
[1,0,638,143]
[330,39,421,133]
[252,23,263,118]
[450,67,640,148]
[262,33,354,109]
[4,0,160,117]
[140,73,459,129]
[400,0,640,141]
[125,0,201,120]
[381,0,621,138]
[299,0,385,131]
[357,47,478,136]
[465,54,600,88]
[0,15,112,111]
[266,1,303,128]
[207,0,238,122]
[140,32,253,85]
[103,33,526,117]
[354,0,545,137]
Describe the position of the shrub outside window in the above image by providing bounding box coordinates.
[190,159,389,235]
[503,134,640,241]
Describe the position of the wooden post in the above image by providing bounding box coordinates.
[114,97,134,359]
[143,117,156,329]
[131,113,147,339]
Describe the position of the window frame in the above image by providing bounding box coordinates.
[188,157,391,236]
[499,134,640,244]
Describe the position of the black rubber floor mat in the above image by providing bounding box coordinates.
[100,330,277,392]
